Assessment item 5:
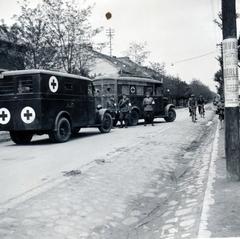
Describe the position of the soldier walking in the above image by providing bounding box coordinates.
[118,94,131,128]
[143,92,155,126]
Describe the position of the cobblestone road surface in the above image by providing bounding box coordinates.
[0,107,218,239]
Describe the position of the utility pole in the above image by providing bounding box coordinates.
[106,28,115,57]
[222,0,240,180]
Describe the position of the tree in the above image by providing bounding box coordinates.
[125,41,150,65]
[7,0,103,74]
[43,0,102,74]
[189,79,214,100]
[148,61,166,76]
[15,0,57,69]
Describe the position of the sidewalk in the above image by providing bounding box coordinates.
[198,124,240,238]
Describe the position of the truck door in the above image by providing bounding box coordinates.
[154,84,164,116]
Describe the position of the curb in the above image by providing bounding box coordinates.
[198,122,220,238]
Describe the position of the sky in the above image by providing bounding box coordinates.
[0,0,240,91]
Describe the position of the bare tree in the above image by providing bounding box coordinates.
[148,61,166,75]
[15,0,57,69]
[125,41,150,65]
[43,0,102,74]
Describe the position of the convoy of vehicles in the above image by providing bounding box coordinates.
[93,76,176,126]
[0,70,112,144]
[0,69,176,144]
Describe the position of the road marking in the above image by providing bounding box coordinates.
[49,76,58,93]
[21,106,36,124]
[0,108,10,125]
[198,122,219,238]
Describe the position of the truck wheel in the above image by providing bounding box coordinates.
[99,113,112,133]
[10,131,33,145]
[49,117,71,143]
[164,108,176,122]
[130,110,139,126]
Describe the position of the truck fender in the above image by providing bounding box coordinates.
[131,106,140,114]
[54,111,71,131]
[165,104,175,116]
[96,108,111,123]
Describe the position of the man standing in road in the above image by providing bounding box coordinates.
[106,96,117,126]
[143,92,155,126]
[188,94,198,121]
[119,94,131,128]
[197,95,205,117]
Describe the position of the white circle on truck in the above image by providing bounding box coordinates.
[0,108,10,125]
[49,76,58,93]
[21,106,36,124]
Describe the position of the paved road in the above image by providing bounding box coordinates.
[0,106,218,238]
[0,108,189,206]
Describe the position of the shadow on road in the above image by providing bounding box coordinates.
[7,120,167,146]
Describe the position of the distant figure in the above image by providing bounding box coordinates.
[118,94,131,128]
[188,94,198,122]
[106,96,117,126]
[197,95,205,117]
[216,100,224,129]
[143,92,155,126]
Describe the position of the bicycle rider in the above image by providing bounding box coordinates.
[188,94,198,121]
[197,95,205,116]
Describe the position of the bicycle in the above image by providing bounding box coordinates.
[190,107,197,123]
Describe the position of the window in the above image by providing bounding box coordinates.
[94,86,101,96]
[103,84,114,95]
[155,86,163,96]
[121,85,129,95]
[136,86,144,96]
[17,76,33,94]
[144,86,153,96]
[88,83,94,96]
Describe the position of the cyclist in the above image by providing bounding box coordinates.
[188,94,197,122]
[197,95,205,117]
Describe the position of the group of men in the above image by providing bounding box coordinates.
[106,92,155,128]
[187,94,205,121]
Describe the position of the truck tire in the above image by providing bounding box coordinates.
[164,108,176,122]
[10,131,33,145]
[99,112,112,133]
[49,117,71,143]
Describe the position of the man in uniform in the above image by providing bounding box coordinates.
[188,94,198,121]
[118,94,131,128]
[143,92,155,126]
[106,96,117,124]
[197,95,205,117]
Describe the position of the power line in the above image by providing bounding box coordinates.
[171,50,217,66]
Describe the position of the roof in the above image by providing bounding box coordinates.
[94,76,162,84]
[1,69,92,81]
[91,50,162,80]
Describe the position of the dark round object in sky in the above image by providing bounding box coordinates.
[105,12,112,20]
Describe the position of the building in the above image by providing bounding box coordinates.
[88,51,163,83]
[0,28,25,71]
